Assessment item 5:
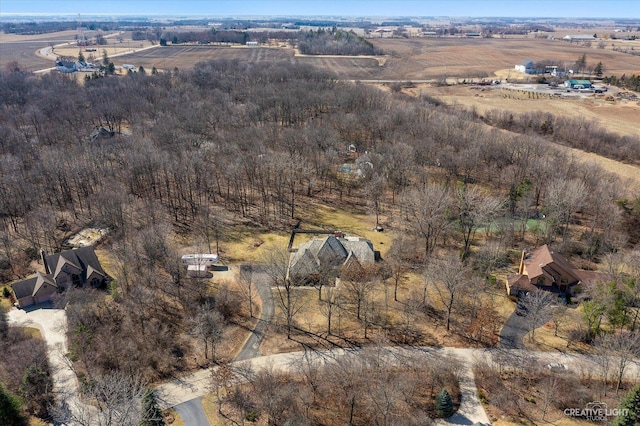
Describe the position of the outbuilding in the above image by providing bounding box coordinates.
[564,79,592,89]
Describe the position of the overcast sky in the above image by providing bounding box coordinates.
[1,0,639,18]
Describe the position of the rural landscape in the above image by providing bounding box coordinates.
[1,6,640,426]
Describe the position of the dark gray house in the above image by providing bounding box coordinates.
[11,246,107,308]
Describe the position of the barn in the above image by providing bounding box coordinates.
[564,79,592,89]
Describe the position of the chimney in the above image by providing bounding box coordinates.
[518,250,526,275]
[40,249,50,274]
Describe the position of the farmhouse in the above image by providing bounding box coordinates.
[11,246,107,308]
[564,79,592,89]
[506,245,605,296]
[515,61,539,75]
[55,60,77,73]
[288,235,377,283]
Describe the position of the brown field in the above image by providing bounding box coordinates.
[120,45,295,71]
[4,30,640,79]
[0,30,79,70]
[118,37,640,80]
[371,37,640,80]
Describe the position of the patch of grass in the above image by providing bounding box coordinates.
[21,326,43,339]
[201,395,225,425]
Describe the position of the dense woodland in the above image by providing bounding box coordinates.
[2,58,640,423]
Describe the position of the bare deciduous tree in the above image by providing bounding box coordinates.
[520,290,556,342]
[54,371,147,426]
[402,184,452,259]
[425,255,472,331]
[595,332,640,394]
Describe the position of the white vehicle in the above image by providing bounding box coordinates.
[181,254,219,266]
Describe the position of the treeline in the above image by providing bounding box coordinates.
[602,74,640,91]
[162,29,249,45]
[298,29,382,55]
[481,109,640,164]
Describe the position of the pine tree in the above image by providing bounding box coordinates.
[0,307,8,341]
[435,388,454,418]
[139,388,165,426]
[595,62,604,78]
[613,385,640,426]
[0,382,26,426]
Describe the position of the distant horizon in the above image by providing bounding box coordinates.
[1,1,639,20]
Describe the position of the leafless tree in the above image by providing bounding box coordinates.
[595,332,640,394]
[189,303,224,361]
[520,290,556,342]
[54,371,147,426]
[425,255,472,331]
[402,184,452,259]
[543,178,587,243]
[455,185,505,260]
[237,265,257,319]
[262,245,305,339]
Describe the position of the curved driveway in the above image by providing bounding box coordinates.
[234,264,275,361]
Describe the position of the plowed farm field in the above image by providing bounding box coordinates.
[121,45,295,70]
[370,37,640,80]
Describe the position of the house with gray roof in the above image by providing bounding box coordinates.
[288,235,377,283]
[11,246,107,308]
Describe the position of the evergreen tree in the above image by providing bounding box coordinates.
[575,54,587,74]
[613,384,640,426]
[0,306,8,342]
[435,388,454,418]
[595,62,604,78]
[78,51,85,63]
[0,382,26,426]
[138,66,146,75]
[139,388,165,426]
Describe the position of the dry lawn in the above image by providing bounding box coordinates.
[523,306,591,353]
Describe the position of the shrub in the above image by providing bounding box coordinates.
[2,287,10,298]
[435,388,454,418]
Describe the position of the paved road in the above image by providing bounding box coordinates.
[174,398,210,426]
[15,304,640,426]
[499,310,528,349]
[235,264,275,361]
[500,309,553,349]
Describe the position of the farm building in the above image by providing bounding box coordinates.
[11,247,107,308]
[515,61,539,75]
[564,79,592,89]
[563,35,596,42]
[246,41,259,46]
[288,235,378,284]
[55,60,77,73]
